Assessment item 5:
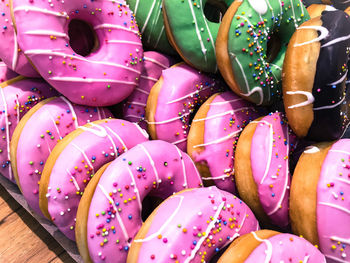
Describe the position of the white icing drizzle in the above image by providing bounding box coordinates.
[126,166,142,209]
[329,149,350,155]
[132,123,149,139]
[241,87,264,105]
[134,0,140,14]
[141,0,156,34]
[322,34,350,48]
[59,96,79,128]
[166,84,214,104]
[96,107,102,120]
[175,146,188,187]
[98,184,130,242]
[187,0,207,61]
[313,96,345,111]
[230,52,250,96]
[104,125,128,151]
[303,255,310,263]
[126,101,147,107]
[248,0,268,15]
[251,232,273,263]
[335,177,350,186]
[24,30,69,40]
[330,236,350,245]
[143,56,168,69]
[12,30,18,71]
[47,110,63,139]
[24,49,141,74]
[289,0,299,28]
[304,146,320,154]
[184,201,225,263]
[193,107,254,122]
[79,124,108,137]
[318,202,350,215]
[146,1,160,44]
[329,71,348,86]
[66,169,80,191]
[0,88,11,179]
[134,195,184,243]
[325,5,337,11]
[286,91,315,109]
[154,26,165,49]
[145,112,190,125]
[172,138,187,145]
[71,143,95,174]
[140,75,159,82]
[105,40,142,46]
[325,254,349,263]
[49,76,137,86]
[294,26,329,47]
[93,23,139,34]
[139,144,159,187]
[13,6,68,18]
[209,98,244,106]
[193,129,243,148]
[201,174,231,180]
[135,88,150,95]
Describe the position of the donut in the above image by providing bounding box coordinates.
[11,0,144,106]
[122,51,175,130]
[39,119,149,240]
[128,187,259,263]
[234,112,297,228]
[290,139,350,262]
[307,4,337,18]
[332,0,350,10]
[0,76,57,182]
[283,10,350,141]
[162,0,234,73]
[146,63,223,151]
[216,0,310,105]
[75,140,203,263]
[0,62,18,82]
[187,91,262,194]
[302,0,333,7]
[217,230,326,262]
[0,0,39,77]
[10,96,112,216]
[126,0,176,55]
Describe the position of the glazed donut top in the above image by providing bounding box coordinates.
[83,140,203,263]
[316,139,350,262]
[123,51,175,130]
[0,0,38,77]
[249,112,297,227]
[128,187,259,263]
[0,76,56,182]
[0,62,18,82]
[146,63,223,151]
[11,0,143,106]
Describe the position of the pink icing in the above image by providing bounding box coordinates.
[148,63,223,151]
[12,0,143,106]
[244,232,326,262]
[123,51,175,130]
[46,119,149,240]
[0,62,18,82]
[131,187,259,263]
[317,139,350,263]
[0,0,39,77]
[250,112,297,227]
[0,77,57,182]
[86,140,203,263]
[15,96,112,216]
[190,91,262,194]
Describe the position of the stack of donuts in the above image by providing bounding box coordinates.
[0,0,349,262]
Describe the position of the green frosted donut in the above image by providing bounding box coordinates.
[217,0,310,105]
[126,0,176,55]
[162,0,235,73]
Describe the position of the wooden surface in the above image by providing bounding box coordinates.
[0,184,75,263]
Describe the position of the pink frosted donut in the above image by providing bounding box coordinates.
[39,119,149,240]
[0,76,57,182]
[188,91,262,194]
[218,230,326,263]
[10,96,112,216]
[146,63,224,151]
[128,187,259,263]
[11,1,143,106]
[122,51,175,130]
[0,0,39,77]
[290,139,350,262]
[0,62,18,82]
[235,112,297,228]
[75,140,203,263]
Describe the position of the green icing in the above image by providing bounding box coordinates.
[127,0,177,55]
[228,0,310,106]
[163,0,234,73]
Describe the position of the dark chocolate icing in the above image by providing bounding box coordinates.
[306,10,350,141]
[332,0,350,10]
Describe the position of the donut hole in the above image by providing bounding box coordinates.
[266,33,282,63]
[68,19,99,57]
[204,0,228,23]
[141,196,164,222]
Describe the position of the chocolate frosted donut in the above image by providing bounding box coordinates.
[283,10,350,141]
